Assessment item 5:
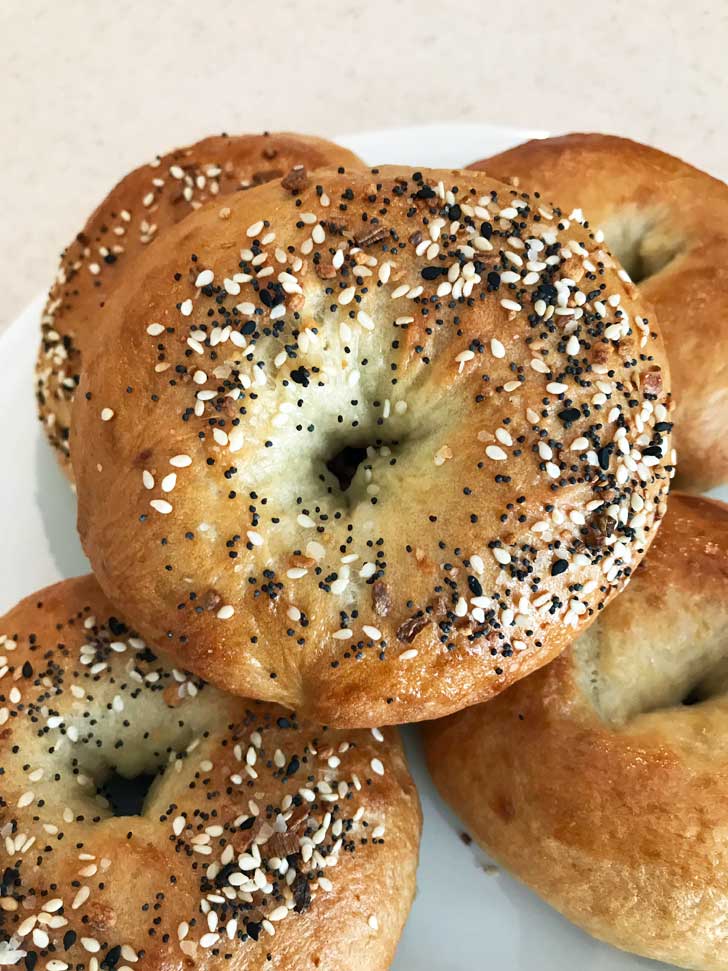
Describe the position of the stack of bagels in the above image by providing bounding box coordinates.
[2,127,725,970]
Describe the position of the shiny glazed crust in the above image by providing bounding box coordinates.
[73,164,673,727]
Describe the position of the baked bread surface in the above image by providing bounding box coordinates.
[73,164,673,726]
[0,575,420,971]
[424,492,728,971]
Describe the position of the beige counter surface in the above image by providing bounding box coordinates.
[2,0,727,330]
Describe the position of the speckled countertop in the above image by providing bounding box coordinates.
[3,0,727,330]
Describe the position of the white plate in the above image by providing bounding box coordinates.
[5,123,709,971]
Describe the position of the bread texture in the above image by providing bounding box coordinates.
[424,492,728,971]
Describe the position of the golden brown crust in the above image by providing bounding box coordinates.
[73,164,673,727]
[423,492,728,971]
[471,133,728,492]
[0,576,420,971]
[36,132,364,479]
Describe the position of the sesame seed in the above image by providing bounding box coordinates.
[500,298,522,312]
[485,445,507,461]
[224,427,243,453]
[195,269,214,287]
[338,286,356,305]
[357,310,376,331]
[72,887,90,910]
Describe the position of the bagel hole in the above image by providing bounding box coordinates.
[681,686,705,707]
[98,769,158,816]
[325,444,369,492]
[601,210,684,284]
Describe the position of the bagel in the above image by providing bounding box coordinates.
[36,132,363,480]
[423,492,728,971]
[471,133,728,492]
[0,575,420,971]
[72,164,674,727]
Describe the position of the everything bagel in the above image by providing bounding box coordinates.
[471,133,728,492]
[36,132,363,479]
[424,492,728,971]
[0,576,420,971]
[72,164,674,727]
